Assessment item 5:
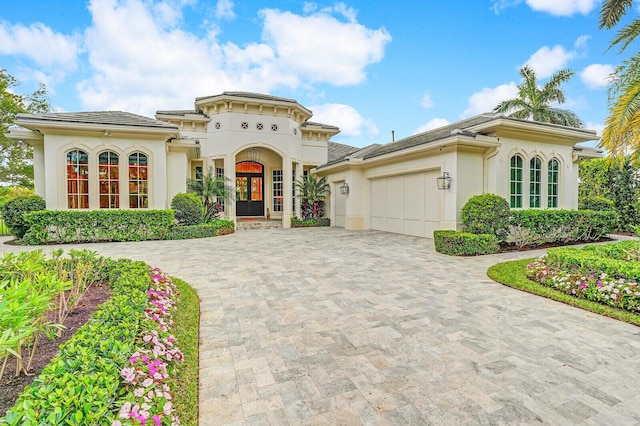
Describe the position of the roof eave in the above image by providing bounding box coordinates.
[14,118,180,136]
[469,118,598,144]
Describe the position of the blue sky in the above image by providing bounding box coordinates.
[0,0,633,147]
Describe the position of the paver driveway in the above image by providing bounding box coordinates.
[1,228,639,425]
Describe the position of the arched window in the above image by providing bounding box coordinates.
[66,149,89,209]
[99,151,119,208]
[548,158,559,208]
[129,152,148,208]
[510,155,523,208]
[529,157,542,208]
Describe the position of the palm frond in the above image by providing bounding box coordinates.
[546,108,584,128]
[599,0,634,29]
[609,19,640,52]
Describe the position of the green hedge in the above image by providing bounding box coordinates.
[509,210,616,247]
[166,220,235,240]
[1,195,46,238]
[578,196,615,211]
[434,230,500,256]
[22,210,174,244]
[291,217,331,227]
[1,258,150,425]
[545,242,640,281]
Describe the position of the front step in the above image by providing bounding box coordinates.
[236,218,283,230]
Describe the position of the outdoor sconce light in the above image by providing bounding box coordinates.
[436,172,452,190]
[340,182,350,195]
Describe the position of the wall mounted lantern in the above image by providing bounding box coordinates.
[436,172,452,190]
[340,182,350,195]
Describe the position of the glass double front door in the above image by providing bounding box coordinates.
[236,174,264,216]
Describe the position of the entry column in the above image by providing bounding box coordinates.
[224,155,236,223]
[282,158,292,228]
[294,162,303,218]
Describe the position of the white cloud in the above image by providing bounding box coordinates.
[0,21,80,84]
[491,0,522,14]
[259,8,391,86]
[581,64,615,89]
[525,0,599,16]
[75,0,390,116]
[523,45,576,78]
[574,34,590,50]
[585,121,604,137]
[421,93,434,109]
[463,82,518,117]
[416,118,450,134]
[491,0,597,16]
[216,0,236,20]
[310,103,377,138]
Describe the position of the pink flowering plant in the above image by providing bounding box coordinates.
[113,267,184,425]
[527,255,640,313]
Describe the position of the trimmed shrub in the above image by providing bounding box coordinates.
[579,196,614,211]
[291,217,331,227]
[0,195,45,239]
[22,210,174,244]
[544,244,640,281]
[461,194,510,241]
[434,230,500,256]
[171,193,204,226]
[509,210,615,247]
[167,223,216,240]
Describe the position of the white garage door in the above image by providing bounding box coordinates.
[370,171,441,237]
[334,184,346,227]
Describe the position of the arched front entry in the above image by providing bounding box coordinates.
[236,161,264,216]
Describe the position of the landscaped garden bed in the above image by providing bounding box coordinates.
[487,240,640,326]
[435,194,617,256]
[0,250,199,425]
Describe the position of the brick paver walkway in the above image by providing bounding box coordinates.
[1,229,639,425]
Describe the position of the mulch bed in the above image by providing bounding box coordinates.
[0,284,112,416]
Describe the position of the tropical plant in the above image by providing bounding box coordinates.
[187,166,234,221]
[493,66,584,128]
[294,173,330,220]
[599,0,640,159]
[578,157,640,230]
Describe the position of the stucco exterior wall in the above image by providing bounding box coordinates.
[166,150,188,206]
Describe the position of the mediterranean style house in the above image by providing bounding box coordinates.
[7,91,602,237]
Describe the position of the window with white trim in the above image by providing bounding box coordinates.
[99,151,119,209]
[273,169,283,212]
[66,149,89,209]
[548,158,559,208]
[529,157,541,208]
[129,152,148,208]
[510,155,523,208]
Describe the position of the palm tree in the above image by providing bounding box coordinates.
[493,66,584,128]
[599,0,640,159]
[294,173,330,220]
[187,167,234,221]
